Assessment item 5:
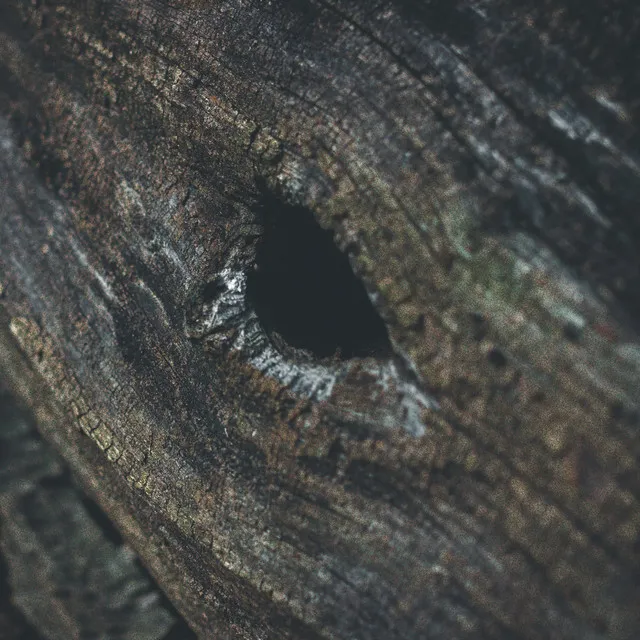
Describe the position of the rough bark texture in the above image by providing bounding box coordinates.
[0,1,639,638]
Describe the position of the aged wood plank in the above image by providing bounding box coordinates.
[1,1,639,638]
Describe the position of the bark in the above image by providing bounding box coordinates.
[0,0,639,638]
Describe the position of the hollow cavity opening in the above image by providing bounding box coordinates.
[246,189,393,361]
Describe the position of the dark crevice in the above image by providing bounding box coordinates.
[246,187,393,361]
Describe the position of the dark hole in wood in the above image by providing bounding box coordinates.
[246,190,393,360]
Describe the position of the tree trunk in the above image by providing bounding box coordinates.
[1,1,639,638]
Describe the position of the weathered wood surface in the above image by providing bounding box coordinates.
[0,0,639,638]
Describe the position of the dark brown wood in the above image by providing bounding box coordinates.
[1,1,639,638]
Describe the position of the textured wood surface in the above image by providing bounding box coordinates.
[1,1,639,638]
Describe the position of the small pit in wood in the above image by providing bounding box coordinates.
[246,190,392,361]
